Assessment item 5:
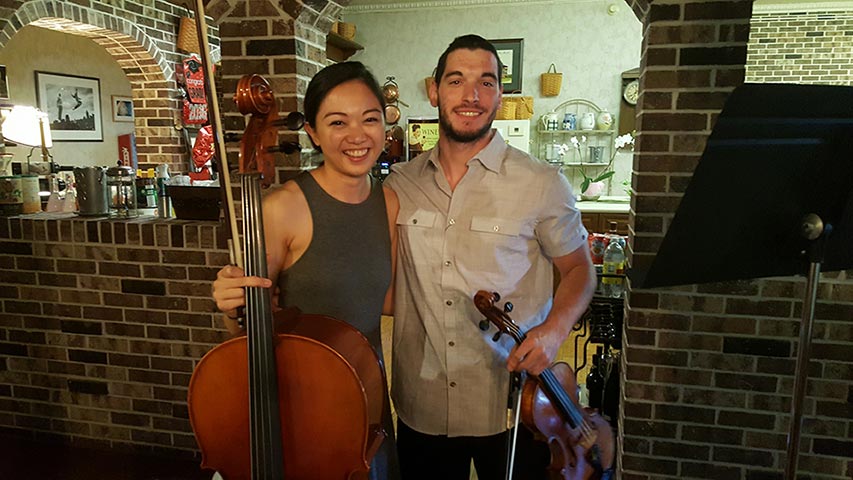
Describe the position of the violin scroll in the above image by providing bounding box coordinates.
[473,290,525,345]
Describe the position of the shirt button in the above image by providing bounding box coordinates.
[444,260,451,267]
[412,218,418,224]
[448,218,456,226]
[493,225,500,232]
[445,300,453,306]
[448,341,455,347]
[449,381,457,388]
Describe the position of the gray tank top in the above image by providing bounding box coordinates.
[277,172,391,352]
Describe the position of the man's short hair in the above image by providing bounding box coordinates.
[433,34,503,85]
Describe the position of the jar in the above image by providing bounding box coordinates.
[0,175,23,216]
[106,165,138,218]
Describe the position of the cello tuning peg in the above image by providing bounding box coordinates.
[478,319,490,331]
[223,132,242,143]
[504,302,513,313]
[492,292,501,302]
[271,111,305,131]
[268,141,301,155]
[492,332,502,342]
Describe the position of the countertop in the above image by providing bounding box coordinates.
[575,196,631,214]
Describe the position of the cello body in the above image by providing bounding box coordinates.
[188,309,387,480]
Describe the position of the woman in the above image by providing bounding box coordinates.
[212,61,399,479]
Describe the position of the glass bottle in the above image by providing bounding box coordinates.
[586,347,605,410]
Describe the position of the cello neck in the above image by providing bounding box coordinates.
[241,172,285,479]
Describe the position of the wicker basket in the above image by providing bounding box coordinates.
[177,16,200,54]
[337,22,356,40]
[514,96,534,119]
[540,63,562,97]
[496,100,517,120]
[500,94,534,120]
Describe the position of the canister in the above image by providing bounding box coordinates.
[74,166,110,216]
[0,175,23,216]
[21,175,41,214]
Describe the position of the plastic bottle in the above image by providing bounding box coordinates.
[144,168,158,208]
[586,347,605,410]
[601,222,625,298]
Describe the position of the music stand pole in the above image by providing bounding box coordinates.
[785,214,830,480]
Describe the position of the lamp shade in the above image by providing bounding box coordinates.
[1,106,53,148]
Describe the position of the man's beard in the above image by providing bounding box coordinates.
[438,101,496,143]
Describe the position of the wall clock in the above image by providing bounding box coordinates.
[623,79,639,106]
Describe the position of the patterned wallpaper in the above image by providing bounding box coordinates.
[343,0,642,193]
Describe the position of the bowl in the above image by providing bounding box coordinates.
[167,185,221,221]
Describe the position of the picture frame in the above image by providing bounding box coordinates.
[489,38,524,93]
[111,95,134,122]
[0,66,8,100]
[35,71,103,142]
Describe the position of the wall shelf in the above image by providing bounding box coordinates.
[326,32,363,62]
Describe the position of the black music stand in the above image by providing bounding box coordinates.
[631,83,853,480]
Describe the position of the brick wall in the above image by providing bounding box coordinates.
[0,0,351,458]
[748,10,853,85]
[623,2,853,478]
[0,214,230,455]
[0,0,221,173]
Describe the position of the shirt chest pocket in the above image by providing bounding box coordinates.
[470,216,523,237]
[397,209,437,229]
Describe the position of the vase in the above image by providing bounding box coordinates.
[581,180,605,201]
[596,111,613,130]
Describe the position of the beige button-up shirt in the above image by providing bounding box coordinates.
[385,131,587,437]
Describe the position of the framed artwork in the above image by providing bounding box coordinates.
[111,95,134,122]
[0,66,8,99]
[35,71,103,141]
[489,38,524,92]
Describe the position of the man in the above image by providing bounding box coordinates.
[385,34,597,479]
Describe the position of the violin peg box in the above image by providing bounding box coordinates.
[168,185,221,221]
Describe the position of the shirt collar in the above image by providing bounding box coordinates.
[422,129,508,175]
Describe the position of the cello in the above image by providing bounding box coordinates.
[474,290,615,480]
[186,73,387,479]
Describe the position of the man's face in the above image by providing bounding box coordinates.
[429,48,502,144]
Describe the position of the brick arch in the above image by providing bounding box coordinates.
[0,0,221,171]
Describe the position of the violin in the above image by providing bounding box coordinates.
[474,290,615,480]
[183,7,387,474]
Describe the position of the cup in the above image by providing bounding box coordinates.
[589,146,605,163]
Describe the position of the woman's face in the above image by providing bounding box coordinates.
[305,79,385,179]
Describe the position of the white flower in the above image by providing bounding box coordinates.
[615,133,635,150]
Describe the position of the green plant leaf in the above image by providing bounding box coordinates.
[593,171,615,183]
[580,178,591,194]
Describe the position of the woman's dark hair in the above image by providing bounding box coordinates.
[433,34,503,84]
[303,61,385,150]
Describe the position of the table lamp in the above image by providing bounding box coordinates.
[1,105,53,174]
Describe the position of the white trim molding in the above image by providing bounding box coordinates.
[344,0,597,13]
[753,0,853,13]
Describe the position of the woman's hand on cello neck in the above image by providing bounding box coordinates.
[212,265,278,335]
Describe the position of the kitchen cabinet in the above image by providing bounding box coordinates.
[582,212,629,235]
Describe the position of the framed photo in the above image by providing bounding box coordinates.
[489,38,524,92]
[35,71,103,141]
[0,66,8,99]
[112,95,134,122]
